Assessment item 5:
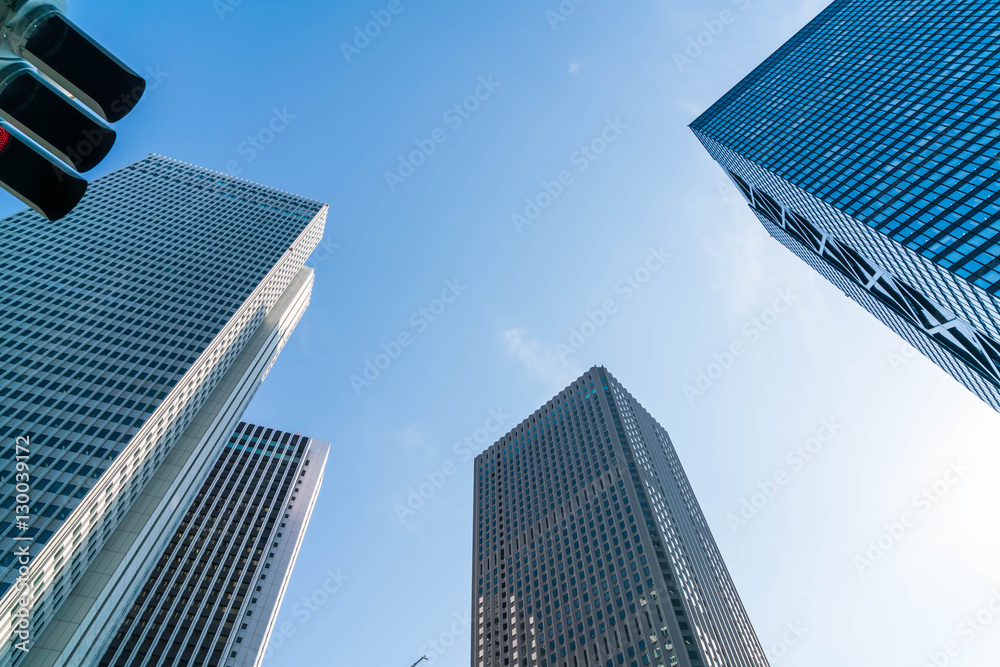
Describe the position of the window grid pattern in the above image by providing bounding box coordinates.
[697,131,1000,411]
[31,265,316,667]
[605,379,767,667]
[0,155,326,660]
[97,423,328,667]
[471,368,767,667]
[692,0,1000,291]
[692,0,1000,412]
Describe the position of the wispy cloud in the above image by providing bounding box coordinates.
[700,204,774,314]
[395,423,428,451]
[504,328,580,385]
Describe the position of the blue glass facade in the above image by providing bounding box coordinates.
[693,0,1000,411]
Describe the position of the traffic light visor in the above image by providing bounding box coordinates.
[21,11,146,123]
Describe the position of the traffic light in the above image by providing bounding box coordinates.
[0,0,145,220]
[0,125,87,221]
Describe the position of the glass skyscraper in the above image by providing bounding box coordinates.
[692,0,1000,411]
[97,422,329,667]
[0,155,326,665]
[471,367,768,667]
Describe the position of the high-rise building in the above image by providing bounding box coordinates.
[471,367,767,667]
[97,422,330,667]
[0,155,327,665]
[691,0,1000,411]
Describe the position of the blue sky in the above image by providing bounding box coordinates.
[25,0,1000,665]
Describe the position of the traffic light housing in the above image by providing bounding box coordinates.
[0,125,87,221]
[0,0,145,220]
[0,62,116,171]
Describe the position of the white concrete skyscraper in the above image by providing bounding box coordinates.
[0,155,327,665]
[97,422,330,667]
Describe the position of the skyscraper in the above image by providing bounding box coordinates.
[471,367,767,667]
[692,0,1000,411]
[97,422,330,667]
[0,155,326,665]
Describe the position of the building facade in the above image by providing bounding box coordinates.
[96,422,329,667]
[0,155,327,665]
[692,0,1000,411]
[471,367,768,667]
